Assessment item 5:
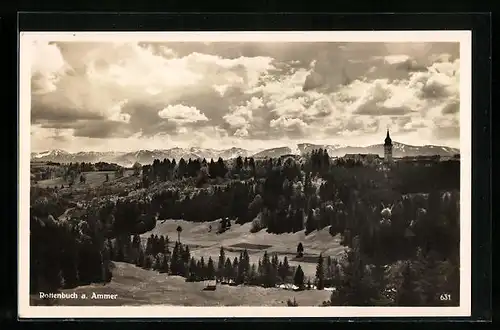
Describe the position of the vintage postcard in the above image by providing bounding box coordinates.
[18,31,471,318]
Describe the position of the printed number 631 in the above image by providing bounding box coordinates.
[440,293,452,301]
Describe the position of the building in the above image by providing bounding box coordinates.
[384,129,393,164]
[398,155,441,167]
[343,153,381,166]
[400,155,441,162]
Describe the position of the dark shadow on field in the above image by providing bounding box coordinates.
[228,243,273,250]
[290,255,327,263]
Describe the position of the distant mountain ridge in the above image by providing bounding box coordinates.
[31,142,459,166]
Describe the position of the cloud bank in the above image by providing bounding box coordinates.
[29,40,460,152]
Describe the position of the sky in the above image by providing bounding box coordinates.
[28,40,461,153]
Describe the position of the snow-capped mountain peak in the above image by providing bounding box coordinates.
[30,142,459,166]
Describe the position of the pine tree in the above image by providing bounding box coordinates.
[224,257,233,283]
[137,248,145,268]
[232,257,239,283]
[161,254,169,274]
[217,157,228,178]
[413,248,440,305]
[282,256,290,280]
[271,253,279,286]
[294,209,304,232]
[331,258,341,288]
[396,261,421,306]
[315,253,325,290]
[236,255,245,285]
[331,239,378,306]
[103,254,112,283]
[287,297,299,307]
[326,256,333,285]
[262,251,273,287]
[296,242,304,258]
[305,208,315,235]
[249,157,256,177]
[196,260,202,278]
[164,235,170,254]
[207,257,216,280]
[293,265,305,289]
[114,238,124,262]
[188,257,197,282]
[124,235,134,263]
[241,249,251,283]
[145,236,153,255]
[132,234,141,250]
[61,251,79,288]
[170,242,180,275]
[249,263,258,285]
[153,254,162,271]
[200,256,206,280]
[217,246,225,281]
[177,248,187,277]
[106,239,115,260]
[144,255,153,269]
[257,259,263,282]
[369,262,391,305]
[158,235,166,255]
[182,245,191,264]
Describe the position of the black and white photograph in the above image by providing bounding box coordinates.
[19,31,471,318]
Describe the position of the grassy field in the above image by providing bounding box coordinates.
[32,177,67,189]
[141,219,346,279]
[33,170,135,189]
[30,262,332,306]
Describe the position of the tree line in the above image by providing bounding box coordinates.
[111,234,299,288]
[141,156,257,188]
[30,201,113,294]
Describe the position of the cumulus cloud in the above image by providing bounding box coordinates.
[158,104,208,124]
[269,116,310,138]
[302,71,325,92]
[441,100,460,115]
[27,40,461,152]
[346,80,415,116]
[30,41,69,95]
[29,41,278,142]
[303,97,334,120]
[380,54,411,65]
[234,128,249,137]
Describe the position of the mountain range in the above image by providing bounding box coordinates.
[31,142,459,167]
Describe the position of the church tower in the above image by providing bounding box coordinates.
[384,129,393,163]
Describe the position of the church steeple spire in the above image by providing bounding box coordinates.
[383,129,393,164]
[384,129,392,146]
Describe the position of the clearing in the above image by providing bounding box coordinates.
[33,170,135,189]
[30,262,332,306]
[141,219,346,279]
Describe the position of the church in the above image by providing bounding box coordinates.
[384,129,393,164]
[339,130,394,167]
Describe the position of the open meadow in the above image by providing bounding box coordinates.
[141,219,345,280]
[33,169,135,189]
[30,262,331,306]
